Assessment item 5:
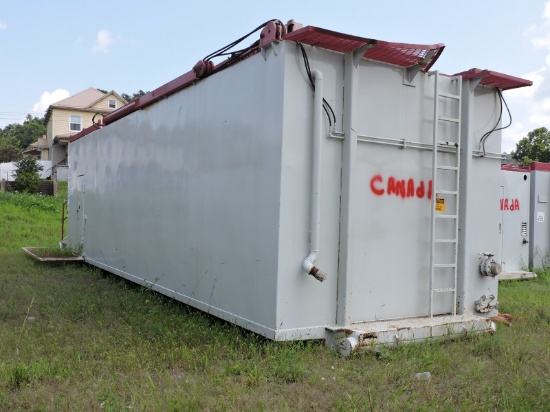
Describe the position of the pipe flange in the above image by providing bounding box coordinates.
[479,253,502,277]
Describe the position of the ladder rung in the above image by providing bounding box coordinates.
[436,165,459,171]
[433,287,455,293]
[434,238,457,243]
[435,190,458,195]
[439,116,460,123]
[438,92,460,100]
[435,214,457,219]
[434,263,456,268]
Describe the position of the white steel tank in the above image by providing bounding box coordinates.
[529,162,550,269]
[66,21,532,354]
[499,165,535,280]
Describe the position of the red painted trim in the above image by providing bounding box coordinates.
[283,26,444,71]
[102,101,137,126]
[104,70,198,126]
[501,164,530,172]
[530,162,550,171]
[284,26,374,48]
[454,68,532,91]
[71,70,200,141]
[69,124,101,143]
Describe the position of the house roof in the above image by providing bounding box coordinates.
[52,87,105,109]
[44,88,127,124]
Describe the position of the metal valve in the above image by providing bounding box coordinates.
[479,252,502,277]
[475,294,498,313]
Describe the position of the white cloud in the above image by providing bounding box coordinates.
[506,67,546,99]
[531,33,550,50]
[544,1,550,20]
[523,24,537,37]
[0,20,6,30]
[92,29,114,53]
[32,89,70,113]
[529,2,550,51]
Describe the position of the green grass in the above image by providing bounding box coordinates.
[1,186,550,410]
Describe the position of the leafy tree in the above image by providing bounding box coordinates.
[0,136,22,163]
[511,127,550,166]
[12,156,43,193]
[96,89,147,103]
[0,114,46,149]
[121,90,147,102]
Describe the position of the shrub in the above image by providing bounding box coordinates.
[12,156,43,193]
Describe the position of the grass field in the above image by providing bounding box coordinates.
[1,185,550,411]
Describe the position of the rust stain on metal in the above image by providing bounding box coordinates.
[490,312,526,326]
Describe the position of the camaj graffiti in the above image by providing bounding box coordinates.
[370,174,432,199]
[500,198,520,211]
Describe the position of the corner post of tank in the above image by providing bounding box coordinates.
[336,51,360,326]
[528,164,536,269]
[457,77,475,314]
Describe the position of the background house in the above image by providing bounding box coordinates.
[43,88,127,180]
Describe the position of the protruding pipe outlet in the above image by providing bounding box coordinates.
[310,267,327,282]
[303,252,326,282]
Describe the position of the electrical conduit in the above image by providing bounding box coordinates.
[303,70,327,282]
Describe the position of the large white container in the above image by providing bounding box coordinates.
[66,21,531,353]
[1,161,52,181]
[499,165,535,280]
[529,162,550,269]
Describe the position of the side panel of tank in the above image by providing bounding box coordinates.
[66,141,89,252]
[458,85,501,316]
[345,66,458,321]
[501,170,530,272]
[275,43,343,338]
[530,168,550,268]
[68,52,287,338]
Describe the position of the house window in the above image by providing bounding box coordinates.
[108,99,116,109]
[70,115,82,131]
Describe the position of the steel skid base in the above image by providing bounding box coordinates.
[325,314,496,356]
[498,271,537,281]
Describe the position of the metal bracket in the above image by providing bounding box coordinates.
[260,41,280,61]
[353,42,376,68]
[469,78,482,92]
[405,64,422,85]
[405,50,436,84]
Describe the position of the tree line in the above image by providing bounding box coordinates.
[510,127,550,165]
[0,114,45,163]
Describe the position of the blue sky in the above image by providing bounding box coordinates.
[0,0,548,152]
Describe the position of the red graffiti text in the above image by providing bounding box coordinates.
[500,198,520,211]
[370,174,432,199]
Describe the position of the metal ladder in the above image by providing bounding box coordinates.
[429,72,462,317]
